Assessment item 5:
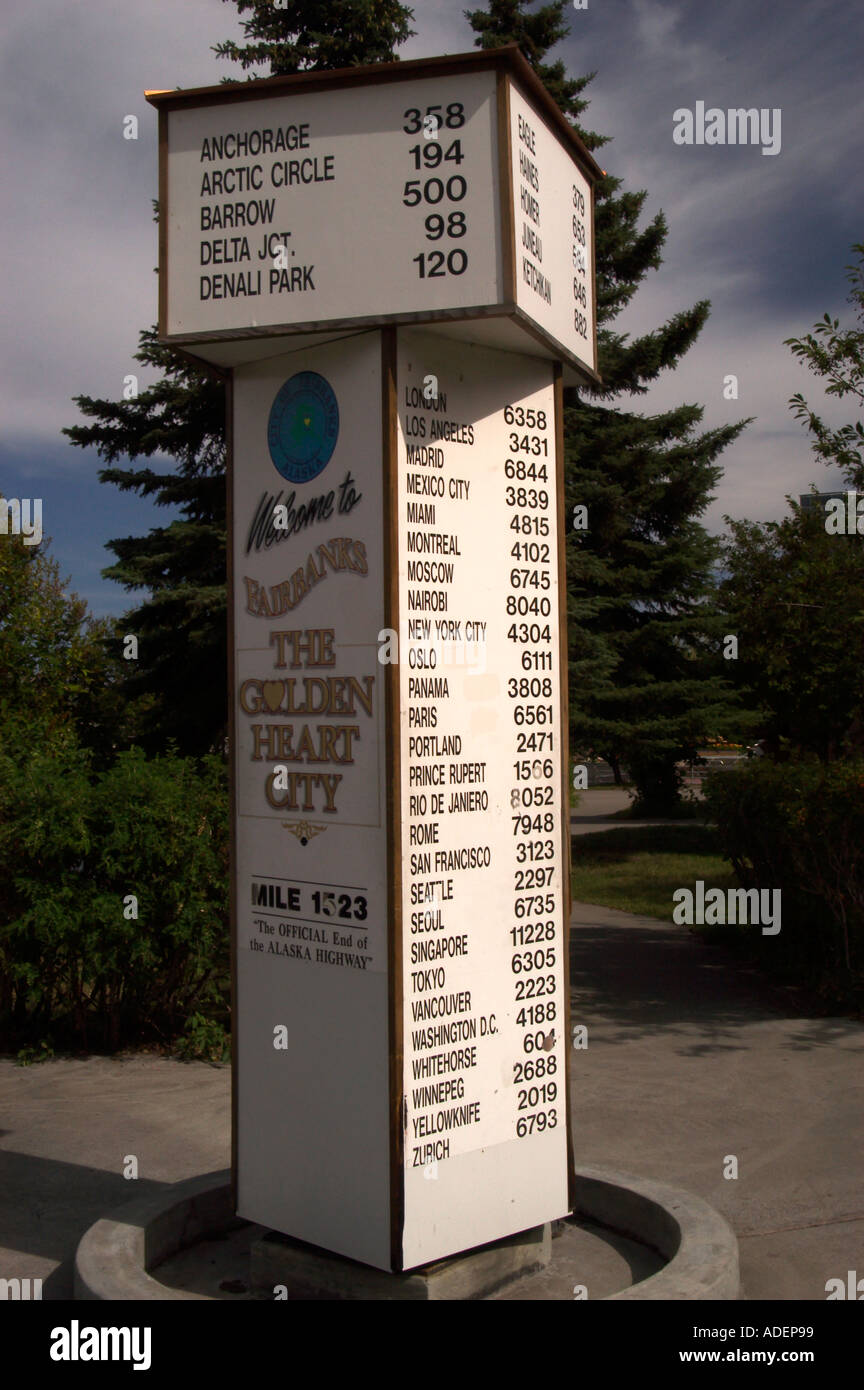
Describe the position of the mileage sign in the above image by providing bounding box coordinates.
[396,330,569,1266]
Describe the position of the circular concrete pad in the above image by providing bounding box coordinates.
[75,1165,739,1300]
[571,1165,740,1300]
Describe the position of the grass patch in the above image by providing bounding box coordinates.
[571,824,738,921]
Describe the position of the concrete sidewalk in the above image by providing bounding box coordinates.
[1,898,861,1299]
[569,899,864,1300]
[0,1055,230,1298]
[570,785,702,836]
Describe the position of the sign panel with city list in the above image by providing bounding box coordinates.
[396,331,569,1266]
[149,48,599,380]
[163,70,500,337]
[509,84,594,371]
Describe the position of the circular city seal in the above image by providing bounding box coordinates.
[267,371,339,483]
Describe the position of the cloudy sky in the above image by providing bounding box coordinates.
[2,0,861,617]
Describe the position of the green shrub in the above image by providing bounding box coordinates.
[175,1011,230,1063]
[0,714,229,1051]
[15,1038,55,1066]
[702,759,864,1005]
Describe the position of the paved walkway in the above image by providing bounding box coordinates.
[0,1056,230,1298]
[570,785,703,836]
[569,899,864,1300]
[1,889,861,1299]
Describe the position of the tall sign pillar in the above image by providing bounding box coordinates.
[149,44,600,1273]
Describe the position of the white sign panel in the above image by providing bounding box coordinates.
[232,332,391,1270]
[510,84,594,367]
[230,326,571,1271]
[396,330,569,1266]
[164,71,501,337]
[153,51,599,379]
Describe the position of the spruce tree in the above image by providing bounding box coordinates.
[63,1,415,756]
[467,0,749,812]
[64,326,227,756]
[213,0,416,75]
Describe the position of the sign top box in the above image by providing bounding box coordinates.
[147,46,602,386]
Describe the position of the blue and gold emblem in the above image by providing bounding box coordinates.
[267,371,339,483]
